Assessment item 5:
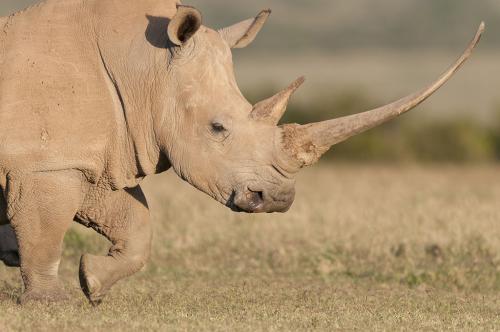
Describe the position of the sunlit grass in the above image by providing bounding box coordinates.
[2,165,500,330]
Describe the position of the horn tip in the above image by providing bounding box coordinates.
[479,21,485,33]
[291,76,306,90]
[260,9,272,16]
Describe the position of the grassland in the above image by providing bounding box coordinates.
[0,2,499,331]
[2,165,500,330]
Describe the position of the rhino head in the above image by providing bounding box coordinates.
[155,6,483,213]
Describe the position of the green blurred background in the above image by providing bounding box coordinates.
[2,1,500,163]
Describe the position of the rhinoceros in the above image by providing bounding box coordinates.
[0,0,483,305]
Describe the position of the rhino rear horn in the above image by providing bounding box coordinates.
[280,23,485,169]
[251,77,305,125]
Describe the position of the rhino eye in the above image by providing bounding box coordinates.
[211,122,226,133]
[209,121,230,142]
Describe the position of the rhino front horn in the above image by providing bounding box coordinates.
[280,22,485,169]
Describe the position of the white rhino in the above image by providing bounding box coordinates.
[0,0,483,305]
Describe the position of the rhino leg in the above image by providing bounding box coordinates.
[77,186,151,306]
[0,224,20,267]
[6,171,82,304]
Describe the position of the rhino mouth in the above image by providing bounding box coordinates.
[227,184,294,214]
[226,191,243,212]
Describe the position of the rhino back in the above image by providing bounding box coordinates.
[0,0,119,175]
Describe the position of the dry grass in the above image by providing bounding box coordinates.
[2,165,500,330]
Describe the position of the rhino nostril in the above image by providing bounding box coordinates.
[254,190,264,201]
[246,190,264,209]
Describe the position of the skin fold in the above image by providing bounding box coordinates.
[0,0,482,305]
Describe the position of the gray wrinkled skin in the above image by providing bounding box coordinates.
[0,0,482,305]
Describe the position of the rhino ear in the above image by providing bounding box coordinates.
[168,5,202,46]
[218,9,271,49]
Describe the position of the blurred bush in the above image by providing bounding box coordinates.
[246,87,500,163]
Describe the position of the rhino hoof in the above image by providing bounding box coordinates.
[79,254,104,306]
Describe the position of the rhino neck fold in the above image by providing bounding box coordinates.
[96,43,170,189]
[89,0,177,188]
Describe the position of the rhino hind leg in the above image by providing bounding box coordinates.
[77,186,151,306]
[0,225,20,267]
[6,171,82,304]
[0,251,20,267]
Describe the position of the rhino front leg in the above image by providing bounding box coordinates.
[77,186,151,305]
[6,171,82,304]
[0,224,20,267]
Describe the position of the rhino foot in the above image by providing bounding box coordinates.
[0,250,20,267]
[79,254,110,306]
[18,287,69,305]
